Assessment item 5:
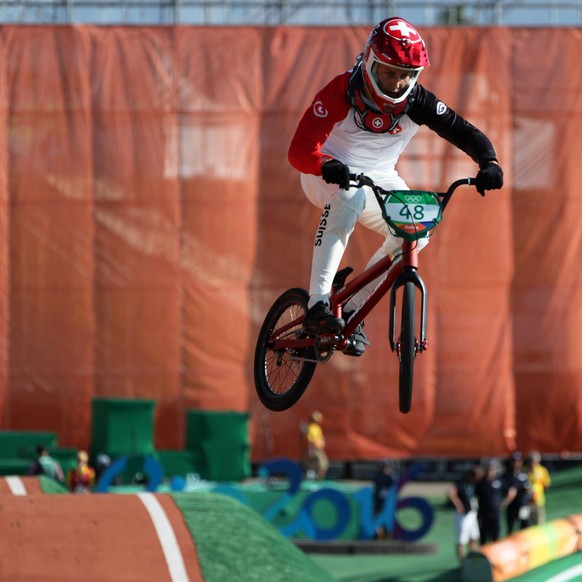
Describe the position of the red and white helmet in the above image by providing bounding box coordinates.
[362,17,429,111]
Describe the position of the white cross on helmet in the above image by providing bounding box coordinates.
[386,19,421,41]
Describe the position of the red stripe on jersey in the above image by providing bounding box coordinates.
[288,72,352,175]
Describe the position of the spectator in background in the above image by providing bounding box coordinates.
[448,465,482,561]
[502,451,533,534]
[67,450,95,494]
[373,460,396,539]
[28,445,65,484]
[525,450,551,525]
[94,453,111,482]
[305,411,328,480]
[476,459,515,544]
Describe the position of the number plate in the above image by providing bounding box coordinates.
[382,191,442,242]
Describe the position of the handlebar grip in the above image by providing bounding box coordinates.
[349,173,374,188]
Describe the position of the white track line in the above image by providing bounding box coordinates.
[546,563,582,582]
[5,476,26,496]
[137,493,189,582]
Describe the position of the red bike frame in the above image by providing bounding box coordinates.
[270,239,423,356]
[270,176,473,357]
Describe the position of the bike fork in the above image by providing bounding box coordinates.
[389,267,428,354]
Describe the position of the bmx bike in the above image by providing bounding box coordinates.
[254,173,479,414]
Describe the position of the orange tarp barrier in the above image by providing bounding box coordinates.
[0,26,581,461]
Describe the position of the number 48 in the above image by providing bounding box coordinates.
[400,205,425,220]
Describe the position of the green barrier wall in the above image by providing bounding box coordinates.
[0,431,59,476]
[91,398,156,458]
[185,410,251,482]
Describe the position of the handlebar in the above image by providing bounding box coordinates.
[348,173,477,211]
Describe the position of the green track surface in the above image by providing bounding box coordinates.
[172,465,582,582]
[38,475,69,494]
[310,499,462,582]
[511,552,582,582]
[172,492,336,582]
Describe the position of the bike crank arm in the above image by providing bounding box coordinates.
[389,268,428,353]
[313,335,340,362]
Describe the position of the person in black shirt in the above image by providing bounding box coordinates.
[448,466,482,561]
[476,459,515,544]
[373,460,396,539]
[502,451,533,534]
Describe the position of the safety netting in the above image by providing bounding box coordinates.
[0,25,581,460]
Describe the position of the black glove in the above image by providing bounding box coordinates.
[321,159,350,191]
[475,161,504,196]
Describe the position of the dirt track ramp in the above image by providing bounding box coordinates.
[0,493,203,581]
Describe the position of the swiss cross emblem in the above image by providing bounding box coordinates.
[383,19,421,43]
[313,100,328,118]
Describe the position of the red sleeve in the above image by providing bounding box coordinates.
[287,72,352,175]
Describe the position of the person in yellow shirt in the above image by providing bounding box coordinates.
[305,411,329,480]
[67,450,96,494]
[526,450,551,525]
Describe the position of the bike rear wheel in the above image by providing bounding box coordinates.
[254,288,317,411]
[399,282,416,413]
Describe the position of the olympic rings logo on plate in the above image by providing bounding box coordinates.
[402,195,423,203]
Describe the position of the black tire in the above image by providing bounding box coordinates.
[399,282,416,414]
[254,288,317,411]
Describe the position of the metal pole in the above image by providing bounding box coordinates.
[494,0,503,24]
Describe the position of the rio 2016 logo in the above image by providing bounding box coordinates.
[250,458,434,541]
[96,456,434,542]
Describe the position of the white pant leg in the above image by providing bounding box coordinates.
[456,510,480,545]
[301,174,364,307]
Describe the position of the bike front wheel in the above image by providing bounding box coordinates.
[254,288,317,411]
[398,282,416,413]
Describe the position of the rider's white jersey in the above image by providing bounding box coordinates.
[321,112,420,175]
